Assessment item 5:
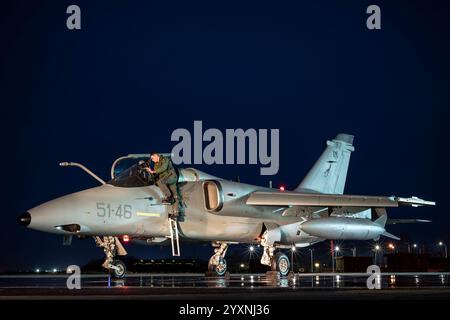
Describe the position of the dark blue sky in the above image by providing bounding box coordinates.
[1,0,449,272]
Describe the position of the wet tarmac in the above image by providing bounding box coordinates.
[1,273,450,300]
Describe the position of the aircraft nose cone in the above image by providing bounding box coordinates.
[17,212,31,227]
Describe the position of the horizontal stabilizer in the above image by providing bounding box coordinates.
[382,231,400,240]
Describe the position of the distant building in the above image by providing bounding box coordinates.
[335,256,373,272]
[383,253,430,272]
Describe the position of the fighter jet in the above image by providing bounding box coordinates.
[18,134,435,278]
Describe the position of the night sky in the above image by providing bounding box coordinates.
[1,0,449,272]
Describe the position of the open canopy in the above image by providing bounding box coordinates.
[108,163,154,188]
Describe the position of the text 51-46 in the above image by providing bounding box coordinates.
[96,203,132,219]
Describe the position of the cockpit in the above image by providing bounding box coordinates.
[107,154,164,188]
[107,162,155,188]
[107,153,220,188]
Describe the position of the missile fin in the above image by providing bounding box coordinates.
[374,214,388,227]
[382,231,400,241]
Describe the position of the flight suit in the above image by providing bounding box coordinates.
[153,155,179,215]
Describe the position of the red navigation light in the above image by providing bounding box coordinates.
[123,235,130,243]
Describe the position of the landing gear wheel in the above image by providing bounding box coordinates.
[271,253,290,276]
[111,259,126,279]
[209,258,227,276]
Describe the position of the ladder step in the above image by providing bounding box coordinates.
[169,218,180,257]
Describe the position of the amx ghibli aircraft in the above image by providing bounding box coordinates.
[18,134,434,278]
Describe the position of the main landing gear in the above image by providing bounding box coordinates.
[260,232,291,277]
[94,236,128,279]
[207,242,229,276]
[271,252,290,276]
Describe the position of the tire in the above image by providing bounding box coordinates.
[111,259,126,279]
[271,253,290,276]
[214,258,227,276]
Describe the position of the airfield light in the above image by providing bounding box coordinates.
[240,264,245,268]
[375,245,381,251]
[438,242,448,258]
[35,269,40,273]
[53,268,57,273]
[249,246,255,252]
[335,246,340,252]
[413,244,418,248]
[123,235,130,243]
[314,262,320,268]
[291,246,296,252]
[279,186,285,191]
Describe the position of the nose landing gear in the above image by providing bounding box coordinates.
[207,242,229,276]
[94,236,128,279]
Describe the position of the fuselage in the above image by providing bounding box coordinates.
[21,176,322,247]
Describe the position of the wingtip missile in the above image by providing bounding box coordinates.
[395,196,436,207]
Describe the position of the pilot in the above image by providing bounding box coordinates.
[146,152,180,216]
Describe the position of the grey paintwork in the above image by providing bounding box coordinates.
[27,176,303,244]
[23,134,434,248]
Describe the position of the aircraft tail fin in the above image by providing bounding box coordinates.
[296,134,355,194]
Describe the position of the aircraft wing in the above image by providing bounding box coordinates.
[246,191,435,208]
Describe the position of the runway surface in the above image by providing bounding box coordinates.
[1,273,450,300]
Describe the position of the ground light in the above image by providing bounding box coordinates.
[438,241,448,258]
[291,246,296,272]
[374,244,382,265]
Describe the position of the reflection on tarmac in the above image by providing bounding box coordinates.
[1,272,450,289]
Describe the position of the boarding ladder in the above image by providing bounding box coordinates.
[168,218,181,256]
